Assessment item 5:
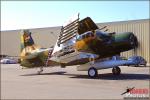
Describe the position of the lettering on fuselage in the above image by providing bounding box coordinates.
[57,45,75,57]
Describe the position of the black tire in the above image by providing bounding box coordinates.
[60,64,66,68]
[88,67,98,78]
[112,66,121,75]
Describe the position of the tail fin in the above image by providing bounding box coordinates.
[20,30,35,51]
[20,30,40,58]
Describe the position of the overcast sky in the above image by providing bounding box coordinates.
[1,1,149,31]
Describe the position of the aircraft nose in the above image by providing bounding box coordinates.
[128,33,138,48]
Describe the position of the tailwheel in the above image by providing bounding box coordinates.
[88,67,98,78]
[112,66,121,75]
[37,67,43,75]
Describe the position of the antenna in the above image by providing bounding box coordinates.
[104,29,109,32]
[99,26,107,30]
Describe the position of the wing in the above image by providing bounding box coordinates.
[51,13,99,62]
[57,13,99,46]
[57,13,79,46]
[20,48,58,68]
[78,17,99,35]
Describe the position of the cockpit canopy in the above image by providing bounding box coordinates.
[76,29,111,42]
[95,30,110,39]
[76,31,94,41]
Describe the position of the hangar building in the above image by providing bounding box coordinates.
[1,19,150,65]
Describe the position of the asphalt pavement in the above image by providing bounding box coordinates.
[1,64,149,99]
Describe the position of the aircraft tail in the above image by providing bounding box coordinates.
[20,30,35,51]
[20,30,40,58]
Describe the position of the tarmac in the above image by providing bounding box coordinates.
[1,64,150,99]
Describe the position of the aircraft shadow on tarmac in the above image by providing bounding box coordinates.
[20,72,150,80]
[20,71,66,76]
[69,73,150,80]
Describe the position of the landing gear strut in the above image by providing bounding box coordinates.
[88,67,98,78]
[112,66,121,75]
[37,67,43,74]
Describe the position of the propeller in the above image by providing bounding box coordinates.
[129,33,138,56]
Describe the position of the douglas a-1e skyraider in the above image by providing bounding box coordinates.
[20,13,146,78]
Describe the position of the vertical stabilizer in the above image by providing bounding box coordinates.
[20,30,35,51]
[20,30,40,58]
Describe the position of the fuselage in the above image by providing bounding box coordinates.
[75,30,138,57]
[51,29,138,66]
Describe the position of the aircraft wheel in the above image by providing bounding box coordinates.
[112,66,121,75]
[37,67,43,75]
[88,67,98,78]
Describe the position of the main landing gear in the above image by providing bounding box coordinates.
[112,66,121,75]
[88,66,121,78]
[88,67,98,78]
